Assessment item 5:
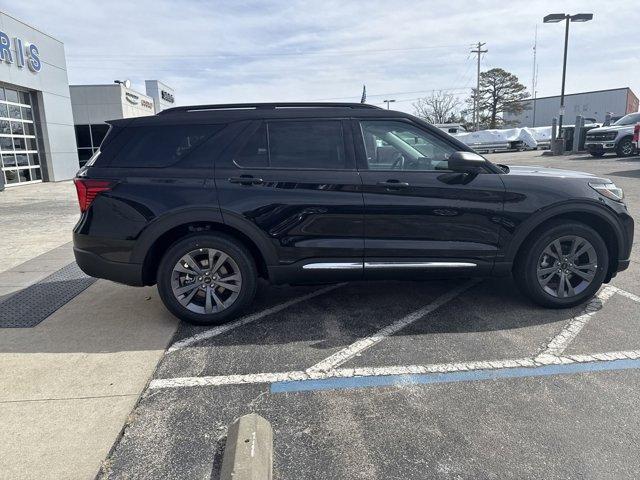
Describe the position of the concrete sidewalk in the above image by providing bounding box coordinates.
[0,245,179,479]
[0,180,79,274]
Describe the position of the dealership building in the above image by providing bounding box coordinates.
[0,12,79,187]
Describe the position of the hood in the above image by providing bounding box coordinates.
[587,124,633,133]
[504,165,611,182]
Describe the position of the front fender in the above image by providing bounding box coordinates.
[502,200,629,264]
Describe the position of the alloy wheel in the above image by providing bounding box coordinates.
[171,248,242,314]
[536,235,597,298]
[621,141,634,156]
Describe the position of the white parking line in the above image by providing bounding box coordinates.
[152,284,640,391]
[306,279,481,373]
[148,348,640,390]
[167,283,345,352]
[536,285,617,358]
[610,285,640,304]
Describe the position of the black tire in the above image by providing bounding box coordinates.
[615,137,635,157]
[589,151,605,158]
[157,233,257,325]
[514,220,609,309]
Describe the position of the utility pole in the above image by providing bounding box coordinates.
[471,42,487,131]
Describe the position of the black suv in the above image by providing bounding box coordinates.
[73,103,633,325]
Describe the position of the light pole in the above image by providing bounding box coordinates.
[383,99,396,110]
[543,13,593,153]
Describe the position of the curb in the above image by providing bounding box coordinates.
[220,413,273,480]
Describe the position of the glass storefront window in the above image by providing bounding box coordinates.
[8,104,21,119]
[18,169,32,182]
[5,169,18,183]
[13,137,26,150]
[19,91,31,105]
[75,125,92,148]
[16,154,28,166]
[4,89,19,103]
[10,121,24,135]
[1,83,41,185]
[2,153,16,167]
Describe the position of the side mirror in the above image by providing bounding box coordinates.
[448,151,486,172]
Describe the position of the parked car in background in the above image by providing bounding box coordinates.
[585,112,640,157]
[73,103,633,325]
[435,123,467,135]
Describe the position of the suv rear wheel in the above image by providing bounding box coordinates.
[157,233,257,325]
[514,221,608,308]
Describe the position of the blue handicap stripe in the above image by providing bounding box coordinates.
[271,358,640,394]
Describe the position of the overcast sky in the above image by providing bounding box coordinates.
[6,1,640,113]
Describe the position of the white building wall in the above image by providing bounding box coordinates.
[145,80,175,113]
[0,12,79,181]
[505,88,636,127]
[70,84,155,124]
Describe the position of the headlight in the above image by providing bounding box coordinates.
[589,182,624,202]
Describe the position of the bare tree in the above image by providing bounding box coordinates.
[412,91,461,124]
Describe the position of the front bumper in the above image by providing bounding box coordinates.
[585,141,616,153]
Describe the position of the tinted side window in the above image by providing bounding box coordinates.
[234,120,347,169]
[234,124,268,168]
[269,121,345,169]
[109,125,220,168]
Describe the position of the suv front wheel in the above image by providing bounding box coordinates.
[157,233,257,325]
[515,221,608,308]
[616,137,635,157]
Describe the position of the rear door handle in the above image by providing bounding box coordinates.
[228,176,263,185]
[377,180,409,188]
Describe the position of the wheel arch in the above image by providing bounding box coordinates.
[507,203,624,281]
[132,209,276,285]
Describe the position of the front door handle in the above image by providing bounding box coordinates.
[377,180,409,188]
[228,176,264,185]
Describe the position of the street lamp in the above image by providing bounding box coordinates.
[543,13,593,153]
[383,99,396,109]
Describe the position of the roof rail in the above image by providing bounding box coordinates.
[158,102,381,115]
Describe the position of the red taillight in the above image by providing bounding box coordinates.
[73,178,113,213]
[634,124,640,143]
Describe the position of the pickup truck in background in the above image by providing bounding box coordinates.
[584,112,640,157]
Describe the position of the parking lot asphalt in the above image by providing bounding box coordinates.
[96,151,640,480]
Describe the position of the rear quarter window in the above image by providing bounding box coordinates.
[108,125,223,168]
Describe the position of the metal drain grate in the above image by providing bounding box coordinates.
[0,263,97,328]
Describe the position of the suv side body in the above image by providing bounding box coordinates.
[73,103,633,324]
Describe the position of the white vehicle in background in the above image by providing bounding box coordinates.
[584,112,640,157]
[435,123,467,135]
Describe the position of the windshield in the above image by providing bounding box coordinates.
[613,113,640,126]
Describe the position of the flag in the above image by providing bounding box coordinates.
[360,84,366,103]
